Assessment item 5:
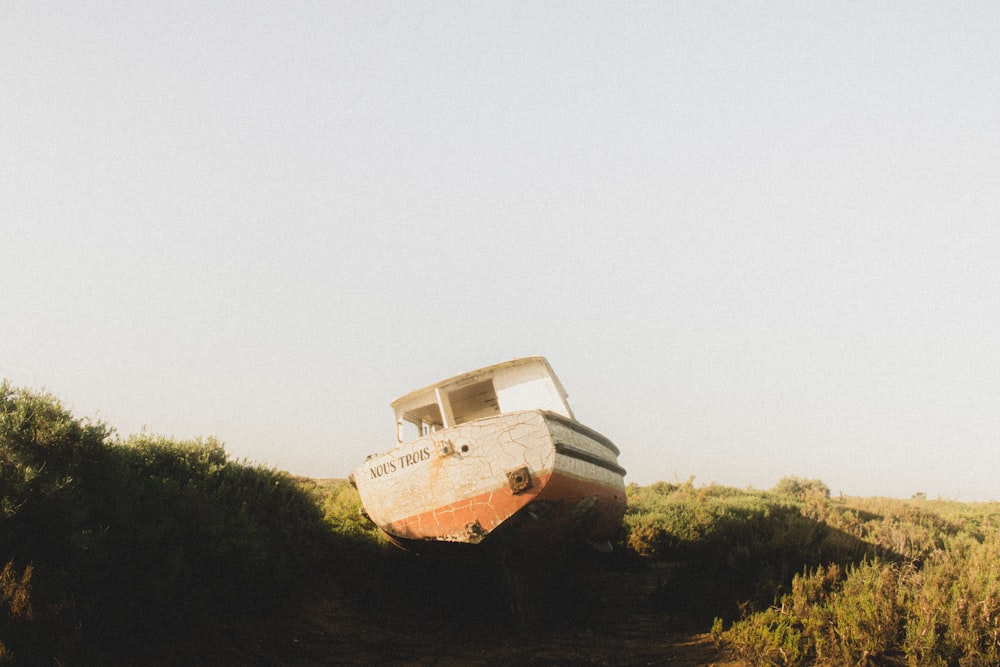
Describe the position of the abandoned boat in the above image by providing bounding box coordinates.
[350,357,626,551]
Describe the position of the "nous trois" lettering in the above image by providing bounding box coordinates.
[368,446,432,479]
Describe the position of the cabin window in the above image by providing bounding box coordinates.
[448,379,500,425]
[398,403,443,442]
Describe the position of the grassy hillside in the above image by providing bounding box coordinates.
[0,382,350,663]
[3,381,1000,664]
[625,478,1000,665]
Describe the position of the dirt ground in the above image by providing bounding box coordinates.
[175,544,752,666]
[209,576,746,667]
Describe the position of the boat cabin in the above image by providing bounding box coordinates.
[390,357,576,443]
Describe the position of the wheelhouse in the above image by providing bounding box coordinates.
[390,357,576,443]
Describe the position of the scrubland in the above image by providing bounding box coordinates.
[628,478,1000,666]
[3,381,999,665]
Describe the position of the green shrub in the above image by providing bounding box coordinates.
[725,604,809,667]
[723,560,906,666]
[773,476,831,502]
[623,479,871,620]
[0,382,337,663]
[310,477,385,540]
[725,508,1000,665]
[0,562,33,662]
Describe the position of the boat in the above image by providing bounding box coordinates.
[350,357,627,552]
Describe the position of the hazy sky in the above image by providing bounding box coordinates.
[3,3,999,499]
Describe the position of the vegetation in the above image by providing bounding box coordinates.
[5,380,1000,664]
[623,476,1000,666]
[0,381,350,663]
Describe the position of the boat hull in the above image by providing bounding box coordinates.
[351,410,626,550]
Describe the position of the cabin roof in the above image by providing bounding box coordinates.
[389,356,570,415]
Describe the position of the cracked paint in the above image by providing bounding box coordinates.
[351,358,626,549]
[354,409,625,547]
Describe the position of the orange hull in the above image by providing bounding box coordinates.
[385,469,626,549]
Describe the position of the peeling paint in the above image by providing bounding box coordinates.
[351,358,626,550]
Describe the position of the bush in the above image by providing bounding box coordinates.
[773,476,831,502]
[310,477,385,540]
[723,503,1000,665]
[623,479,870,620]
[624,477,1000,661]
[0,382,335,663]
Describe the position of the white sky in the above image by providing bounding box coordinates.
[3,3,999,499]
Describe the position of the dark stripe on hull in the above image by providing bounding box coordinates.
[555,442,627,476]
[543,411,621,456]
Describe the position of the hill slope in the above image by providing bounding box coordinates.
[5,382,1000,665]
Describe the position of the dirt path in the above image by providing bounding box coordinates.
[185,547,750,667]
[249,579,745,667]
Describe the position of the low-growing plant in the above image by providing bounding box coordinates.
[723,503,1000,665]
[311,477,386,540]
[623,479,873,620]
[725,604,808,667]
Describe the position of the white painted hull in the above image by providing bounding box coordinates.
[351,410,626,549]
